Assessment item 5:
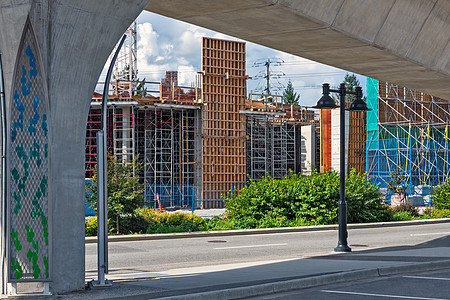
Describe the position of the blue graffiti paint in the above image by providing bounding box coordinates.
[41,114,47,136]
[11,90,25,142]
[28,96,40,136]
[20,65,31,97]
[30,139,41,168]
[26,45,37,79]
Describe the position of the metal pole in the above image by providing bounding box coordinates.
[91,35,126,288]
[95,131,108,286]
[191,185,195,214]
[0,54,7,294]
[335,83,351,252]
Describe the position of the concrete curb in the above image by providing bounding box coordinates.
[156,260,450,300]
[85,218,450,244]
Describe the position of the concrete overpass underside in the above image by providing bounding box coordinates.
[146,0,450,100]
[0,0,449,296]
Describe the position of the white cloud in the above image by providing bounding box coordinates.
[134,11,366,107]
[137,23,160,60]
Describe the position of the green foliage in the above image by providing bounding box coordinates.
[390,202,419,217]
[136,208,208,234]
[332,73,360,102]
[85,216,98,236]
[346,170,391,223]
[135,78,147,96]
[86,155,145,234]
[223,170,389,228]
[108,215,149,235]
[431,179,450,209]
[386,167,409,201]
[343,73,360,102]
[392,211,414,221]
[282,80,300,105]
[426,208,450,219]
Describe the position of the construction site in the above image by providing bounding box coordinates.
[85,24,318,209]
[365,78,450,206]
[86,23,450,210]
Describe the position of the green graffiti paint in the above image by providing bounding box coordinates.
[11,168,20,183]
[26,248,40,279]
[25,224,41,279]
[11,228,22,251]
[11,258,23,279]
[30,139,41,168]
[43,256,48,278]
[13,192,21,214]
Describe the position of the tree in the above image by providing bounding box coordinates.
[343,73,360,102]
[86,155,145,234]
[386,167,409,202]
[135,78,147,96]
[282,80,300,105]
[332,73,360,102]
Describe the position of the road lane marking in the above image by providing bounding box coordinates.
[321,290,448,299]
[410,232,450,236]
[214,243,288,250]
[404,275,450,281]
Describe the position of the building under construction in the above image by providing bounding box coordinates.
[86,36,317,209]
[365,78,450,205]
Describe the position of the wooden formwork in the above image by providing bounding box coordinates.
[320,109,332,172]
[201,37,247,208]
[377,80,450,125]
[348,111,367,174]
[378,81,387,97]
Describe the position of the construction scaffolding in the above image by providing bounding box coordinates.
[366,78,450,205]
[86,36,318,209]
[245,114,298,180]
[111,21,138,97]
[138,106,201,209]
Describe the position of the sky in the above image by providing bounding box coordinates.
[122,11,367,107]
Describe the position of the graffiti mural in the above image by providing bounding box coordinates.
[9,18,50,282]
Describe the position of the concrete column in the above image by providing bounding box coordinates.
[0,0,148,294]
[300,125,316,175]
[331,109,349,174]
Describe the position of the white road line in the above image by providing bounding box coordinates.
[321,290,448,300]
[404,275,450,281]
[213,243,288,250]
[410,232,450,236]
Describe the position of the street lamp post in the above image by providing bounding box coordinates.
[313,83,370,252]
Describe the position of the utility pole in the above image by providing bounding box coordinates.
[265,59,271,97]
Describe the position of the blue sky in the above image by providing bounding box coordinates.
[130,11,366,107]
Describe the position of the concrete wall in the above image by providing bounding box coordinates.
[331,110,349,173]
[300,125,316,175]
[146,0,450,100]
[0,0,148,294]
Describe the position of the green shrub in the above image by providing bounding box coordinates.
[346,170,391,223]
[429,208,450,218]
[431,179,450,209]
[136,208,208,233]
[85,216,97,236]
[108,215,149,235]
[392,211,414,221]
[223,170,389,228]
[391,202,419,217]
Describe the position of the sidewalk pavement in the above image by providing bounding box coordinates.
[42,219,450,299]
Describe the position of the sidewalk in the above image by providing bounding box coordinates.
[61,220,450,299]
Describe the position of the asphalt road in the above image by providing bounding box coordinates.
[247,270,450,299]
[85,222,450,278]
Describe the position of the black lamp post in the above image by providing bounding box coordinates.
[313,83,371,252]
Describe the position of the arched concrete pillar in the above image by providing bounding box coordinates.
[0,0,149,294]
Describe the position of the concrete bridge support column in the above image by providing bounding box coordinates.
[0,0,148,294]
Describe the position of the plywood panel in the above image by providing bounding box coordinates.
[348,111,367,174]
[201,37,247,208]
